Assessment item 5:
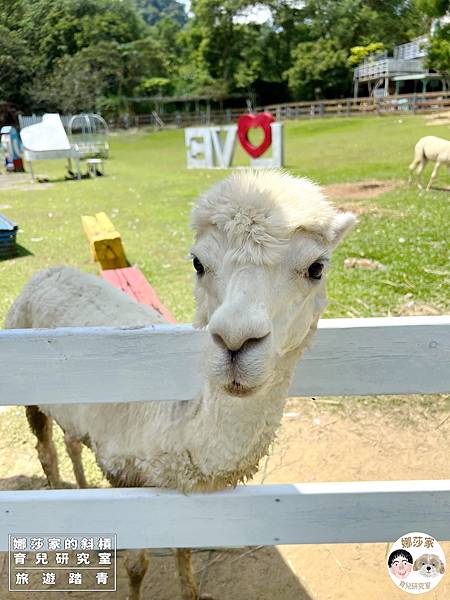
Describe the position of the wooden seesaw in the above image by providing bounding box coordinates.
[81,211,177,323]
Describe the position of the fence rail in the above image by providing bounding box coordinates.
[17,91,450,132]
[0,316,450,549]
[2,481,450,551]
[1,317,449,406]
[129,90,450,129]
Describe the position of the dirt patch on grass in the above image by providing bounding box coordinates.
[1,397,450,599]
[0,173,53,191]
[394,299,445,316]
[426,111,450,126]
[324,179,399,202]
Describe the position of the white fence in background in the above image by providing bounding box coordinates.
[0,316,449,550]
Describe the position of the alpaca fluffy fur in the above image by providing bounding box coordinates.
[408,135,450,191]
[6,170,355,494]
[5,266,300,492]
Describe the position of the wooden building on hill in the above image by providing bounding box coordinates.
[353,35,447,98]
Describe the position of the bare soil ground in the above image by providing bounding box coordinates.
[323,180,400,203]
[1,396,450,600]
[426,111,450,126]
[0,173,53,191]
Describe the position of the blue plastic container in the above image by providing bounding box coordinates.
[0,214,18,259]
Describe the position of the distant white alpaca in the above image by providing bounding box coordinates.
[409,135,450,191]
[5,170,355,600]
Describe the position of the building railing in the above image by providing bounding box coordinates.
[354,59,425,81]
[394,35,429,60]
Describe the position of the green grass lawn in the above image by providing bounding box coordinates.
[0,115,449,325]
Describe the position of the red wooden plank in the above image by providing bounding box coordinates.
[101,267,177,324]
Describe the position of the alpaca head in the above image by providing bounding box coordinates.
[191,170,355,397]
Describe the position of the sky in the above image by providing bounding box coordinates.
[180,0,273,24]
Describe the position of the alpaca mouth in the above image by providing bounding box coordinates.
[224,380,256,397]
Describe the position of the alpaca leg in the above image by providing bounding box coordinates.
[408,158,420,185]
[64,432,87,488]
[176,549,199,600]
[415,158,426,189]
[26,406,61,488]
[176,549,214,600]
[426,161,440,191]
[124,549,149,600]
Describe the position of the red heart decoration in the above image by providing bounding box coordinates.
[237,112,275,159]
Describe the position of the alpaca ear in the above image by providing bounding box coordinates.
[330,212,357,248]
[440,562,445,574]
[413,559,420,571]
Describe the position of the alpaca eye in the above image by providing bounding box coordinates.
[308,262,324,280]
[192,256,205,276]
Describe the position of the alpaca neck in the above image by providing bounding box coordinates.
[183,345,302,487]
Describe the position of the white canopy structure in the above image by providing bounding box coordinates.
[68,113,109,159]
[20,114,81,181]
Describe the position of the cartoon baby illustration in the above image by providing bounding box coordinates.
[388,549,414,580]
[413,554,445,578]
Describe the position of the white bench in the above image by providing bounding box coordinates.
[0,315,449,550]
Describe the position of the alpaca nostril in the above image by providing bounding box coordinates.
[212,331,270,353]
[241,333,270,352]
[212,333,227,350]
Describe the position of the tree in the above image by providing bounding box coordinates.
[121,36,172,95]
[133,0,187,26]
[348,42,385,66]
[0,25,33,106]
[416,0,449,17]
[19,0,144,72]
[28,42,125,115]
[286,40,351,100]
[285,0,429,99]
[417,0,450,83]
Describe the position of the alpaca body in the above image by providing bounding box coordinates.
[5,266,299,492]
[409,135,450,190]
[6,170,356,599]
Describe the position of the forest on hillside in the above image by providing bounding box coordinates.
[0,0,448,117]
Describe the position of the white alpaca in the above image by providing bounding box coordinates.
[408,135,450,191]
[5,170,355,600]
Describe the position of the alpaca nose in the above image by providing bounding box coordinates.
[209,305,271,353]
[211,331,270,354]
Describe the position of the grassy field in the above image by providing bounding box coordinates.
[0,115,449,325]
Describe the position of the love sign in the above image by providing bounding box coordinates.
[185,113,283,169]
[237,113,275,158]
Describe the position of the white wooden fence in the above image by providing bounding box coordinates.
[0,315,449,550]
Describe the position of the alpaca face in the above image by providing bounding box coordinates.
[190,171,355,397]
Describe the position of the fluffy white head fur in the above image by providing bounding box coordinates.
[191,170,355,398]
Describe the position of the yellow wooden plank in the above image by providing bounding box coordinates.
[81,213,127,270]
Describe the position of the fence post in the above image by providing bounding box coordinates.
[346,99,351,117]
